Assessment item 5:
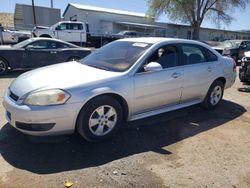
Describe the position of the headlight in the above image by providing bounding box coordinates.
[23,89,70,106]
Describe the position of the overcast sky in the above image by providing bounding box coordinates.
[1,0,250,31]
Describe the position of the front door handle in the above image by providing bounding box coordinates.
[171,72,182,79]
[50,51,57,54]
[207,67,213,72]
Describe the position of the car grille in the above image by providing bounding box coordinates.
[215,49,223,54]
[9,91,19,101]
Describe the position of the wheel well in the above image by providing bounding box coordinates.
[215,77,226,87]
[0,56,10,68]
[79,93,129,122]
[40,34,52,38]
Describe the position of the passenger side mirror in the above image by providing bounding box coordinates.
[144,62,162,72]
[55,26,61,30]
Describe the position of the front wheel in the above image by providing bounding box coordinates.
[0,58,8,75]
[202,80,224,109]
[77,96,123,142]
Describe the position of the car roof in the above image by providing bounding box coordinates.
[118,37,203,45]
[29,37,79,47]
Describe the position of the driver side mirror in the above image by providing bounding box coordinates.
[144,62,162,72]
[55,26,61,30]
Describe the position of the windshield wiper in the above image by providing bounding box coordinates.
[88,64,110,71]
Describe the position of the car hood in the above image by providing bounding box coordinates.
[0,45,13,49]
[9,62,121,98]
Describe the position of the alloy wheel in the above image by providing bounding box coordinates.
[210,85,222,106]
[88,105,117,136]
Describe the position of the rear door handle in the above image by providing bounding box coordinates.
[207,67,213,72]
[171,72,182,79]
[68,32,71,33]
[50,51,57,54]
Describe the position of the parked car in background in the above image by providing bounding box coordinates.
[0,26,31,44]
[212,40,250,63]
[239,51,250,83]
[3,38,236,142]
[116,30,150,38]
[0,38,92,75]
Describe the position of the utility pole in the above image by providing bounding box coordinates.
[51,0,54,8]
[31,0,37,26]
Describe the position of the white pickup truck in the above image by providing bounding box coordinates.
[32,21,121,47]
[32,21,87,44]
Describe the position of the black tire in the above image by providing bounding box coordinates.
[0,58,9,75]
[77,96,123,142]
[202,80,224,109]
[239,72,248,83]
[68,57,81,62]
[40,35,52,38]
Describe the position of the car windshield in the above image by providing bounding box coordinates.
[219,40,241,48]
[80,41,152,72]
[12,39,34,48]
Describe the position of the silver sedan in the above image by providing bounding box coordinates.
[3,38,236,142]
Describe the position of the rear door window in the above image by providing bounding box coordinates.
[181,44,207,65]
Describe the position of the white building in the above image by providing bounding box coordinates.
[62,3,166,36]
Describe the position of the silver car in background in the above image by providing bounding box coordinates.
[3,38,236,142]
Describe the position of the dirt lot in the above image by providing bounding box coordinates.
[0,70,249,188]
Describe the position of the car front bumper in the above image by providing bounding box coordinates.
[2,91,83,136]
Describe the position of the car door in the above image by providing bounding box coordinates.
[180,43,217,103]
[69,23,85,43]
[56,23,74,42]
[133,44,184,115]
[23,40,52,68]
[56,23,84,43]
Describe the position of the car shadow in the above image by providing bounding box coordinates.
[0,100,246,174]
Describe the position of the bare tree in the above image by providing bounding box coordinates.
[147,0,249,39]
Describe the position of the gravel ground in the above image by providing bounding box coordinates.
[0,70,249,188]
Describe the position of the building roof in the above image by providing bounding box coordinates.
[63,3,146,18]
[115,21,166,29]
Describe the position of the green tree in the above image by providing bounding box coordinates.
[147,0,249,39]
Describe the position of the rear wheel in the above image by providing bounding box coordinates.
[0,58,8,75]
[77,96,123,142]
[40,35,52,38]
[239,71,248,83]
[202,80,224,109]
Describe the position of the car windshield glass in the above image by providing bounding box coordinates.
[219,40,241,48]
[12,39,34,48]
[80,41,152,72]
